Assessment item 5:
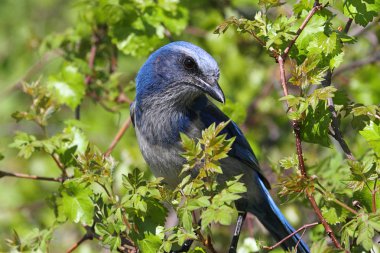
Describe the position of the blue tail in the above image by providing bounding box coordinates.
[252,179,310,253]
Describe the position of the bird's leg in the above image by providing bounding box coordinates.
[229,211,247,253]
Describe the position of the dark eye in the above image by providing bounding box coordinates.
[183,57,196,70]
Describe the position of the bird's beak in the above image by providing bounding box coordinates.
[196,77,225,103]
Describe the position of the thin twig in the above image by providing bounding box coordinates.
[307,194,343,249]
[317,188,358,216]
[110,45,118,74]
[372,179,378,213]
[263,222,319,250]
[247,30,266,47]
[320,17,361,161]
[282,2,322,58]
[332,197,359,215]
[196,230,217,253]
[333,51,380,77]
[104,117,132,157]
[66,233,93,253]
[0,170,64,182]
[75,30,100,120]
[51,153,67,177]
[323,71,355,160]
[343,18,353,34]
[352,16,380,37]
[85,32,99,86]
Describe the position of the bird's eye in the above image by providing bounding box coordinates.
[183,57,196,70]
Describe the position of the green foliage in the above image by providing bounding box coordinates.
[360,121,380,155]
[57,181,94,225]
[6,228,54,252]
[47,64,86,110]
[11,81,59,127]
[1,0,380,252]
[341,211,380,251]
[343,0,380,26]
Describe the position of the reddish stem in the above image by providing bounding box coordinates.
[372,180,378,213]
[66,233,92,253]
[275,2,346,248]
[0,170,64,182]
[104,117,132,157]
[283,2,322,58]
[263,222,319,250]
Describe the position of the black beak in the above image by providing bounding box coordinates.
[195,77,225,103]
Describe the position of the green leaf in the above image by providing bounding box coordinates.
[359,121,380,155]
[63,126,88,155]
[48,64,86,110]
[279,154,299,170]
[353,181,380,212]
[310,239,335,253]
[294,13,326,54]
[300,102,331,147]
[9,132,38,159]
[188,247,207,253]
[181,210,193,232]
[6,228,54,252]
[343,0,380,26]
[321,206,349,225]
[57,181,94,225]
[137,233,162,253]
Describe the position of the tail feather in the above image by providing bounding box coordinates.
[254,179,310,253]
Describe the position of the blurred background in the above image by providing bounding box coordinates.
[0,0,379,252]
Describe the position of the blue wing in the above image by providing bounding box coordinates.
[192,96,270,188]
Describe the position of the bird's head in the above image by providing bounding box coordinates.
[135,41,225,105]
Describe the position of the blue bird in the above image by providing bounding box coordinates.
[131,41,309,253]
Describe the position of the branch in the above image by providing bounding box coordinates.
[333,51,380,77]
[323,71,355,161]
[263,222,319,250]
[277,21,344,247]
[109,44,118,74]
[277,57,343,250]
[0,169,64,182]
[320,17,361,161]
[343,18,353,34]
[51,153,68,177]
[104,117,132,157]
[76,30,100,120]
[66,233,93,253]
[196,229,218,253]
[307,194,344,249]
[85,32,99,85]
[247,30,266,47]
[282,1,322,58]
[352,16,380,37]
[372,179,378,213]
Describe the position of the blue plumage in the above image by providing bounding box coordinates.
[131,41,309,252]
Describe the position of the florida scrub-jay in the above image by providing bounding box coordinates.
[131,41,309,253]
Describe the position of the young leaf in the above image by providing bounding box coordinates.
[359,121,380,155]
[137,233,162,253]
[57,181,94,225]
[300,102,331,147]
[48,64,86,110]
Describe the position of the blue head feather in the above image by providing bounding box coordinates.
[135,41,221,104]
